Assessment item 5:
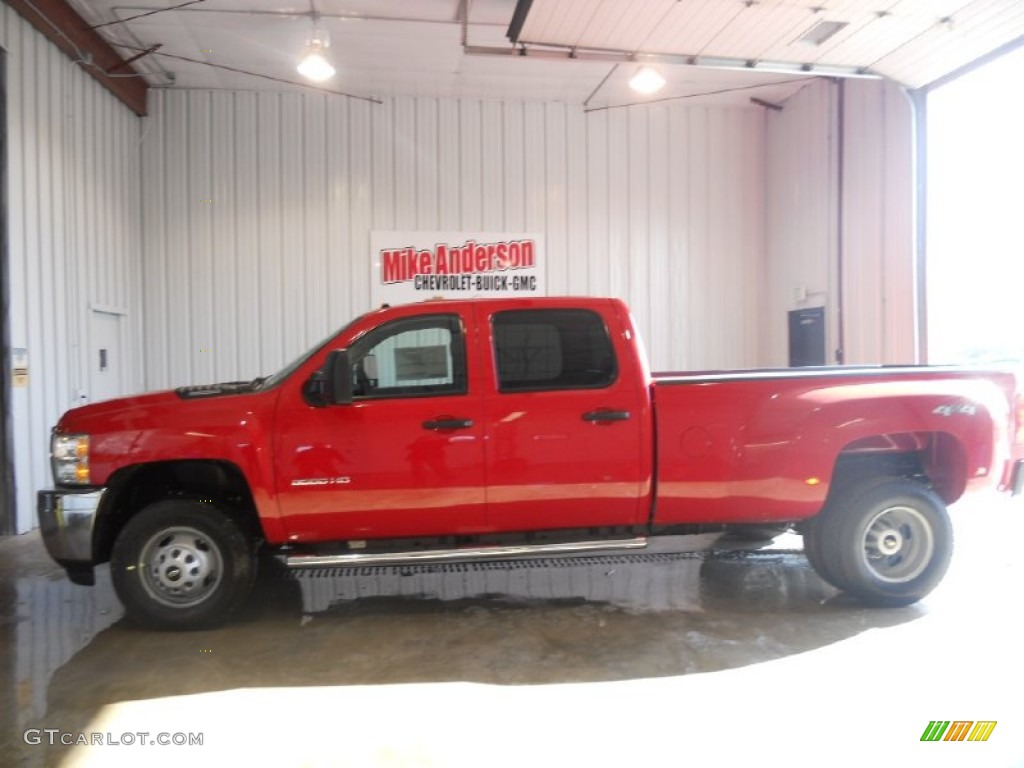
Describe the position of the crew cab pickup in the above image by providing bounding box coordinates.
[38,297,1024,628]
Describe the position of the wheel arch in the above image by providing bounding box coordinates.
[828,430,967,505]
[94,459,261,564]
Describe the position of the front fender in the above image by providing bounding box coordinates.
[74,390,285,541]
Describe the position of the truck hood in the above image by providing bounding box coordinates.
[57,381,264,435]
[57,390,181,434]
[54,383,277,488]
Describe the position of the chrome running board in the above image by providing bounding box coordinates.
[285,537,648,568]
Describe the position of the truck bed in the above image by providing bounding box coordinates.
[651,365,1020,526]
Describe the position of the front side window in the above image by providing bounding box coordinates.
[492,309,617,392]
[350,314,466,399]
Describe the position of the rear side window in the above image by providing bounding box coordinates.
[492,309,617,392]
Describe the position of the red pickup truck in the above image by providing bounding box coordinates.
[38,297,1024,628]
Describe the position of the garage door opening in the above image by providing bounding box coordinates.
[0,48,12,535]
[927,44,1024,366]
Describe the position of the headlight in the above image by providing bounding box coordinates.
[52,433,90,485]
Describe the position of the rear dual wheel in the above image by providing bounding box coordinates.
[802,479,953,606]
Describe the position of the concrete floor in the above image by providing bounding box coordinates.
[1,493,1022,768]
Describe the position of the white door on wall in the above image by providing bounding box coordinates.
[90,311,124,404]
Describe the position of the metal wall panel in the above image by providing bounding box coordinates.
[842,79,916,365]
[140,91,767,389]
[763,78,915,368]
[763,81,838,367]
[2,8,143,533]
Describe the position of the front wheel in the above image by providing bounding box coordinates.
[803,479,953,606]
[111,500,256,629]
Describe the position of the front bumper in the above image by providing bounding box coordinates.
[37,487,106,585]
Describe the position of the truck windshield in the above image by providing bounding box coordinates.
[258,315,364,391]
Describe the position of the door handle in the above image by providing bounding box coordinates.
[582,410,631,423]
[423,418,474,431]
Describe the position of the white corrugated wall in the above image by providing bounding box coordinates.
[0,23,915,534]
[2,8,143,533]
[762,82,838,366]
[140,90,766,389]
[842,79,916,365]
[763,78,916,367]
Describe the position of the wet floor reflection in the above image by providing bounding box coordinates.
[4,496,1022,767]
[295,553,709,613]
[2,531,931,767]
[288,532,850,615]
[0,542,123,768]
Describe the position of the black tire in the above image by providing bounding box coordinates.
[800,514,853,591]
[111,500,256,630]
[801,474,897,591]
[804,479,952,606]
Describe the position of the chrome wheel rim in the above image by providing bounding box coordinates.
[861,505,934,583]
[139,526,223,608]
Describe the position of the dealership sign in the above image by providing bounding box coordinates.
[371,231,545,306]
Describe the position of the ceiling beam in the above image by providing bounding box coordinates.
[465,44,882,81]
[6,0,149,116]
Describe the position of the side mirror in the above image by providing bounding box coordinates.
[326,349,353,405]
[302,370,328,407]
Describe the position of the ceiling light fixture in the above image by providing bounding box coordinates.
[629,66,665,95]
[797,20,849,46]
[297,22,336,82]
